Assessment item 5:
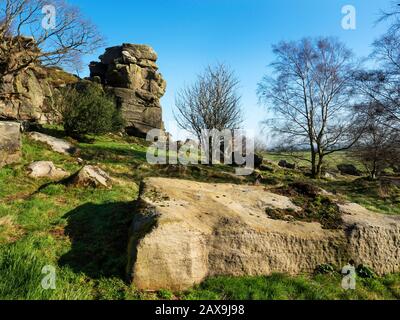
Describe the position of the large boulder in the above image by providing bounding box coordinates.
[27,132,77,155]
[127,177,400,291]
[0,121,21,168]
[89,44,166,137]
[27,161,68,179]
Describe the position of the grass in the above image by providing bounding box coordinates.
[263,150,365,172]
[320,178,400,215]
[266,190,343,230]
[183,273,400,300]
[261,152,400,215]
[0,126,399,300]
[0,132,140,299]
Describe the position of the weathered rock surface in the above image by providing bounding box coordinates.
[89,44,166,137]
[27,132,76,155]
[0,37,78,124]
[338,202,400,274]
[27,161,68,179]
[68,165,112,188]
[127,178,400,291]
[0,121,21,168]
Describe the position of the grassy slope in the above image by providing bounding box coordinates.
[0,130,399,300]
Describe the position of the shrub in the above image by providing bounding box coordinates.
[157,289,174,300]
[356,265,376,279]
[315,264,336,275]
[61,81,124,138]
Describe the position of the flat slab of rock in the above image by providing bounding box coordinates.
[68,165,111,188]
[0,122,21,168]
[128,178,400,291]
[27,132,76,155]
[27,161,69,179]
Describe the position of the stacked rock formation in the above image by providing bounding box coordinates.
[89,44,166,137]
[0,37,78,124]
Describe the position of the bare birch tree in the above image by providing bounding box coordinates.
[352,101,400,179]
[174,63,243,143]
[258,37,363,178]
[355,2,400,129]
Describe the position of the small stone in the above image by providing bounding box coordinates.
[27,161,68,179]
[68,165,112,188]
[28,132,77,155]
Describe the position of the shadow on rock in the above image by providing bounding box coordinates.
[59,201,135,279]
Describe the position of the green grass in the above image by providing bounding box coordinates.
[0,127,399,300]
[261,151,400,215]
[318,178,400,215]
[0,132,140,299]
[183,273,400,300]
[263,151,364,172]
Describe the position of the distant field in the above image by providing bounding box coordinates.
[263,151,364,172]
[258,150,400,215]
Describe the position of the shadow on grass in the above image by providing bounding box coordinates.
[129,163,254,185]
[79,145,148,164]
[59,201,135,280]
[30,125,69,140]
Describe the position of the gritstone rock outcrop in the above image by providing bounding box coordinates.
[89,44,167,137]
[0,37,78,124]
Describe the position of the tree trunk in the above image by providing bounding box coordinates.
[371,161,378,180]
[311,150,317,178]
[316,154,324,179]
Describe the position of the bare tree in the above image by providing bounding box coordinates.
[0,0,103,76]
[376,1,400,34]
[355,2,400,128]
[254,136,269,154]
[258,37,363,178]
[174,63,243,143]
[354,69,400,128]
[352,101,400,179]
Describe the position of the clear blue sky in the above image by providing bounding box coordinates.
[69,0,391,140]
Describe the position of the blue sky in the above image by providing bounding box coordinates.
[69,0,391,140]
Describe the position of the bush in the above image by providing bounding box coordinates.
[315,264,336,275]
[62,81,124,138]
[356,265,376,279]
[157,289,174,300]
